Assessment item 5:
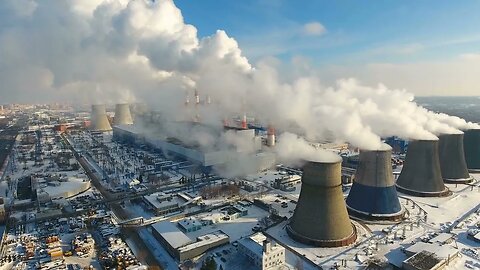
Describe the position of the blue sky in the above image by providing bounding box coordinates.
[175,0,480,65]
[174,0,480,96]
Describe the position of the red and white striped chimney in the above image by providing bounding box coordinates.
[267,125,275,147]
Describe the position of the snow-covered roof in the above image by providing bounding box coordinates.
[151,221,192,249]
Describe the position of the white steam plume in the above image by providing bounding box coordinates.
[1,0,477,153]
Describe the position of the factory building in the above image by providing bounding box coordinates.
[286,157,357,247]
[113,103,134,126]
[346,145,405,222]
[464,129,480,172]
[90,104,112,132]
[438,133,473,183]
[151,221,229,261]
[396,139,451,197]
[238,233,285,270]
[113,124,276,174]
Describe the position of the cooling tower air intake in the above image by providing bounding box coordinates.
[90,104,112,132]
[114,103,134,125]
[438,133,473,183]
[346,145,405,222]
[286,158,357,247]
[396,139,450,197]
[464,129,480,173]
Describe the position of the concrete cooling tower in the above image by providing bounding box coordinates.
[438,133,473,183]
[114,103,134,125]
[286,158,357,247]
[90,104,112,132]
[464,129,480,172]
[346,145,405,222]
[396,140,450,197]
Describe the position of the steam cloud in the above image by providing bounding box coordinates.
[1,0,479,156]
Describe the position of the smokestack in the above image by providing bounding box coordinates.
[113,103,134,126]
[266,125,275,147]
[346,145,405,222]
[464,129,480,172]
[194,89,200,105]
[438,133,473,183]
[396,140,450,197]
[286,158,357,247]
[241,113,247,129]
[90,104,112,132]
[206,95,211,105]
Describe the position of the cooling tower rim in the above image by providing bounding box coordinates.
[409,138,440,142]
[468,169,480,173]
[439,132,464,137]
[286,223,357,247]
[443,176,474,184]
[361,144,392,152]
[346,205,406,223]
[302,156,342,164]
[346,204,405,218]
[395,184,451,197]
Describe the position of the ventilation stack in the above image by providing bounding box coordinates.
[113,103,134,126]
[464,129,480,173]
[438,133,473,183]
[396,139,450,197]
[286,158,357,247]
[90,104,112,132]
[346,144,405,222]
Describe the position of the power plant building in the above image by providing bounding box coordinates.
[396,139,450,197]
[346,145,405,222]
[438,133,473,183]
[464,129,480,172]
[286,158,357,247]
[112,124,275,173]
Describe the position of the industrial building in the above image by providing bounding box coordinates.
[402,242,459,270]
[346,145,405,222]
[112,123,276,174]
[113,103,134,126]
[396,139,451,197]
[90,104,112,132]
[286,158,357,247]
[438,133,473,183]
[151,221,229,261]
[464,129,480,172]
[238,233,285,270]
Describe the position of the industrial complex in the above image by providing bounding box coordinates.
[0,103,479,270]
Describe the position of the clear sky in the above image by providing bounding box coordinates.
[175,0,480,96]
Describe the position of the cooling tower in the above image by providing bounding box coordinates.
[286,158,357,247]
[346,145,405,222]
[438,133,473,183]
[396,139,450,197]
[114,103,134,125]
[90,104,112,132]
[464,129,480,172]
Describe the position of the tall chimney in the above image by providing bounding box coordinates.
[241,113,247,129]
[396,139,450,197]
[90,104,112,132]
[194,89,200,105]
[464,129,480,172]
[113,103,134,126]
[286,158,357,247]
[346,145,405,222]
[438,133,472,183]
[266,125,275,147]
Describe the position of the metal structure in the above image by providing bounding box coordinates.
[464,129,480,173]
[113,103,134,126]
[438,133,473,183]
[396,139,450,197]
[346,145,405,222]
[286,158,357,247]
[90,104,112,132]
